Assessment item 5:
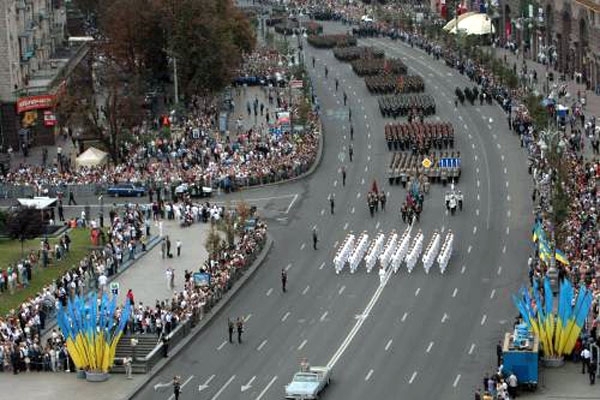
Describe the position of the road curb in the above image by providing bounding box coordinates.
[122,234,274,400]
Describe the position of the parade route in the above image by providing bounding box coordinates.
[128,20,532,400]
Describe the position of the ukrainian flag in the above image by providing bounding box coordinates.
[532,222,545,243]
[538,239,551,263]
[555,248,569,265]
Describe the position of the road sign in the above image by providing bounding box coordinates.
[422,158,432,168]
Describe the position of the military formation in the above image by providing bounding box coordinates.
[333,227,455,276]
[333,46,384,62]
[385,122,454,152]
[352,58,407,76]
[306,34,357,49]
[455,86,493,106]
[388,151,461,186]
[378,94,436,118]
[365,74,425,94]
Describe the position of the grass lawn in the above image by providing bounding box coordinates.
[0,228,92,315]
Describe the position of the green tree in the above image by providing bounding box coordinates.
[6,207,45,257]
[205,224,223,261]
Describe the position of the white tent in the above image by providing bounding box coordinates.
[17,197,57,209]
[449,13,495,36]
[442,12,478,32]
[76,147,108,168]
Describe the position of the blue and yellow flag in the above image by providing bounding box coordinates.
[555,248,570,265]
[532,222,545,243]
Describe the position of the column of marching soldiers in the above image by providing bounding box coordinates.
[333,222,454,276]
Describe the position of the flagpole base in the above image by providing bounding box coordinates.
[541,356,565,368]
[86,371,110,382]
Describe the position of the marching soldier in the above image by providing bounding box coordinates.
[312,56,315,68]
[379,192,387,211]
[312,228,318,250]
[335,78,339,91]
[350,124,354,140]
[348,144,354,162]
[343,91,347,106]
[325,65,328,78]
[341,167,347,186]
[348,107,352,122]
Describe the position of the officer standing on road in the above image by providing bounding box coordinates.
[236,317,244,343]
[228,318,234,343]
[281,269,287,293]
[172,376,181,400]
[348,107,352,122]
[341,166,347,186]
[348,144,354,162]
[325,65,328,78]
[335,78,339,91]
[329,194,335,214]
[312,228,318,250]
[350,124,354,140]
[343,91,347,106]
[312,56,315,68]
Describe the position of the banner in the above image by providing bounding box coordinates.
[16,94,56,113]
[193,272,210,287]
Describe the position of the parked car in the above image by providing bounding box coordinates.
[106,183,146,197]
[285,364,331,399]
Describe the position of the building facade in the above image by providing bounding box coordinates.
[497,0,600,91]
[0,0,68,151]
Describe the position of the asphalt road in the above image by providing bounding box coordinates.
[132,22,532,400]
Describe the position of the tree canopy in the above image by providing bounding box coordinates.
[74,0,255,97]
[6,206,45,242]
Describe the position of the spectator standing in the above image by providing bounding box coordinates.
[582,347,592,374]
[176,240,182,257]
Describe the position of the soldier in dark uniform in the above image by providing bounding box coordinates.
[281,269,287,293]
[173,376,181,400]
[236,317,244,343]
[228,319,234,343]
[379,192,387,211]
[401,203,407,223]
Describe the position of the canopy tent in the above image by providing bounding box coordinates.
[76,147,108,168]
[17,197,57,209]
[449,13,495,36]
[442,11,478,32]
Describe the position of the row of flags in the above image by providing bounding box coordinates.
[56,292,132,373]
[513,277,593,356]
[532,221,569,266]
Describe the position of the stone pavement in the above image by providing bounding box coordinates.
[524,361,600,399]
[227,85,272,135]
[0,219,210,400]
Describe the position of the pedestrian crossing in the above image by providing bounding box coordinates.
[332,226,455,275]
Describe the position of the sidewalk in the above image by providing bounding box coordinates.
[525,361,600,399]
[489,46,600,118]
[228,85,272,135]
[0,220,210,400]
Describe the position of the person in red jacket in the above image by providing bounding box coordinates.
[126,289,135,306]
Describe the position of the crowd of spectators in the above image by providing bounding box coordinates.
[1,48,321,196]
[0,202,152,373]
[0,199,267,373]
